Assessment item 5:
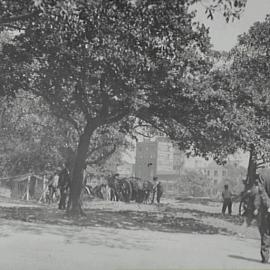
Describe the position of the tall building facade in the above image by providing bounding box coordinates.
[135,137,184,197]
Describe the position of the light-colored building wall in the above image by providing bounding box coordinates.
[117,162,135,177]
[135,137,184,197]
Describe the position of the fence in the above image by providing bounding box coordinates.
[0,173,48,202]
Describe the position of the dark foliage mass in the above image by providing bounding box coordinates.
[3,0,270,215]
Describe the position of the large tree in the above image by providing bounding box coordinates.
[0,0,252,215]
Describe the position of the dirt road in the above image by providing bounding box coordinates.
[0,199,267,270]
[0,218,265,270]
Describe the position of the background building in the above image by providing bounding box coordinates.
[135,137,184,197]
[116,162,135,177]
[134,137,247,199]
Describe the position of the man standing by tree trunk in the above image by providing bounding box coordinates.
[58,163,71,210]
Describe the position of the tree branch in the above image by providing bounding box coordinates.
[0,11,39,25]
[34,86,81,133]
[49,104,80,133]
[87,142,118,157]
[104,108,130,124]
[74,82,90,117]
[134,130,155,138]
[86,144,117,166]
[0,23,26,30]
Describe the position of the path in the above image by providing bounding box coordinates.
[0,218,265,270]
[0,198,267,270]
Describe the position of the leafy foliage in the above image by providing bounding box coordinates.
[0,1,251,161]
[0,92,129,177]
[229,16,270,159]
[1,3,213,144]
[0,0,247,30]
[0,0,251,213]
[180,169,211,197]
[0,92,63,175]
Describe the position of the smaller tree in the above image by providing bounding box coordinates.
[217,163,246,194]
[228,15,270,186]
[0,92,130,177]
[180,169,211,197]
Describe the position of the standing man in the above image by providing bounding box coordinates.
[252,173,270,263]
[58,163,71,210]
[152,176,163,204]
[48,169,60,202]
[221,184,233,215]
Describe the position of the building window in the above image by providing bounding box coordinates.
[207,170,210,176]
[214,170,218,176]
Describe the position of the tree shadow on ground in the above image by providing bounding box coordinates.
[175,197,215,205]
[0,205,230,236]
[163,205,244,226]
[0,216,153,250]
[228,255,262,263]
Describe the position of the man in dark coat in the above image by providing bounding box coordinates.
[222,184,233,215]
[152,176,163,204]
[58,163,71,210]
[252,173,270,263]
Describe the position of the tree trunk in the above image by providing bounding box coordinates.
[68,120,96,216]
[245,144,257,189]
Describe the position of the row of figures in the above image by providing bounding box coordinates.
[45,166,164,207]
[86,175,163,204]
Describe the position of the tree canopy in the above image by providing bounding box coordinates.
[0,0,255,214]
[0,0,247,29]
[220,15,270,185]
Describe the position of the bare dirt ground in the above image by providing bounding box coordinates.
[0,197,267,270]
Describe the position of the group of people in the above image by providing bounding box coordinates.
[48,165,270,263]
[47,165,164,209]
[47,163,71,210]
[89,175,164,204]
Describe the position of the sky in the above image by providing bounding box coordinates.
[195,0,270,51]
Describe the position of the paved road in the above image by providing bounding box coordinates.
[0,218,267,270]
